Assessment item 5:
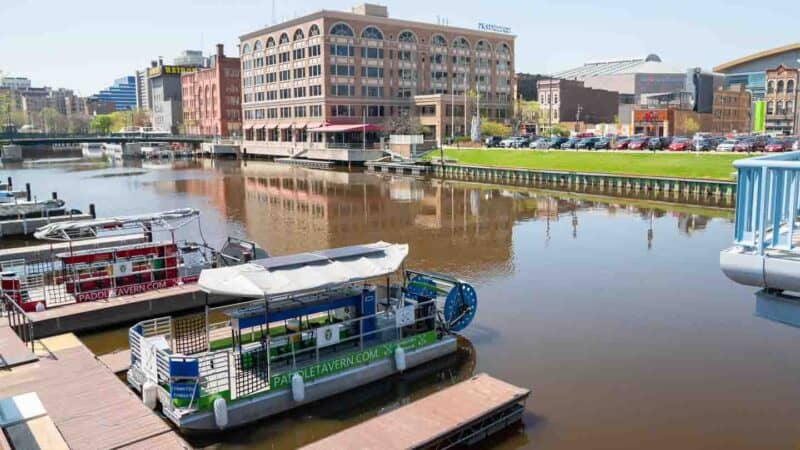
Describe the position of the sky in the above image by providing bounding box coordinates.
[1,0,798,95]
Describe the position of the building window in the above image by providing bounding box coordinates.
[293,87,306,97]
[399,68,416,81]
[330,64,355,76]
[279,52,290,63]
[788,79,796,94]
[476,40,491,52]
[266,55,276,65]
[293,48,305,60]
[279,70,290,81]
[309,24,320,37]
[329,44,354,57]
[366,105,384,117]
[361,66,384,78]
[361,47,384,59]
[787,101,794,114]
[330,84,355,96]
[331,105,354,116]
[497,43,511,57]
[432,53,446,65]
[767,101,774,114]
[431,34,447,46]
[293,67,305,78]
[293,29,305,41]
[280,107,291,118]
[279,88,291,99]
[309,65,322,77]
[361,26,384,40]
[267,108,277,118]
[241,43,251,54]
[361,86,384,97]
[253,40,263,52]
[266,72,276,83]
[308,45,321,57]
[767,80,775,94]
[310,105,322,116]
[777,100,784,114]
[452,37,470,50]
[330,23,354,37]
[309,85,322,96]
[398,30,417,43]
[279,33,290,44]
[777,80,785,93]
[294,106,306,117]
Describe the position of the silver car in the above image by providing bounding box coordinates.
[716,139,739,152]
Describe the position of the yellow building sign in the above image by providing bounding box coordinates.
[147,65,198,77]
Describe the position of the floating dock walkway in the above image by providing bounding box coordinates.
[303,373,530,450]
[275,158,335,170]
[0,212,93,237]
[0,331,189,450]
[0,233,146,263]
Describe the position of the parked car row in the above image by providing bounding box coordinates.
[484,134,800,152]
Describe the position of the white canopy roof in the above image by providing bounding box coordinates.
[33,209,199,241]
[198,242,408,298]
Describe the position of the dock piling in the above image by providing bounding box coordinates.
[89,203,96,219]
[7,177,12,189]
[25,183,31,201]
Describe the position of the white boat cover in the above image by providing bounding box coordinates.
[33,208,199,241]
[198,241,408,298]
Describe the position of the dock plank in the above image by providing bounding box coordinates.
[97,349,131,374]
[0,335,189,450]
[0,323,37,369]
[302,373,530,450]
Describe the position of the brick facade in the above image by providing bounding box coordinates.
[181,44,242,137]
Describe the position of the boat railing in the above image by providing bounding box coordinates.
[130,296,440,413]
[733,151,800,254]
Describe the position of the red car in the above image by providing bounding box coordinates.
[628,138,648,150]
[765,139,790,152]
[734,138,765,152]
[613,138,631,150]
[668,138,693,151]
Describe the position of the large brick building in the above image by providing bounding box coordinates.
[712,84,751,134]
[238,3,515,161]
[181,44,242,137]
[536,78,619,130]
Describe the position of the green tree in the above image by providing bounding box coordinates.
[550,125,571,137]
[480,120,511,137]
[683,116,700,135]
[90,115,113,134]
[41,107,60,134]
[382,113,424,135]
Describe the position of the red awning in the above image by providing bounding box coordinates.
[278,123,293,130]
[311,124,382,133]
[306,122,327,129]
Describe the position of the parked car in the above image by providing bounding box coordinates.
[575,137,600,150]
[560,138,581,149]
[694,136,720,151]
[530,138,548,149]
[734,138,765,152]
[668,137,693,151]
[613,138,631,150]
[628,137,649,150]
[547,137,569,149]
[646,137,663,150]
[500,136,529,148]
[764,139,791,152]
[485,136,503,148]
[716,139,740,152]
[594,137,612,150]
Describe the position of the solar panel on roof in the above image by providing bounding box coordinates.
[250,244,388,271]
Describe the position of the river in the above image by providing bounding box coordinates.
[3,158,798,449]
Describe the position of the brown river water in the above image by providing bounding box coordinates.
[3,158,799,449]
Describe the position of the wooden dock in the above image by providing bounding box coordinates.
[302,373,530,450]
[97,349,131,374]
[275,158,335,170]
[0,323,37,369]
[0,233,146,263]
[0,332,189,449]
[0,213,93,237]
[366,160,431,176]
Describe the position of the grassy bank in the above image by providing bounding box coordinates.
[428,149,748,181]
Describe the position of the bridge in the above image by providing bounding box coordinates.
[720,151,800,293]
[0,133,221,146]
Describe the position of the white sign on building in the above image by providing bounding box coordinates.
[396,305,416,328]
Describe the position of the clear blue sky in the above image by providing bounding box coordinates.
[1,0,797,95]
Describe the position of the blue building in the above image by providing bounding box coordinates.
[714,43,800,102]
[91,76,137,110]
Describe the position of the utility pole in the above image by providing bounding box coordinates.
[548,78,553,136]
[463,71,468,138]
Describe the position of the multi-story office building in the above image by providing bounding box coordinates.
[146,59,198,133]
[238,3,515,161]
[712,84,751,134]
[536,78,619,129]
[174,50,207,67]
[135,69,150,111]
[181,44,242,136]
[91,76,136,111]
[0,74,32,90]
[764,65,798,135]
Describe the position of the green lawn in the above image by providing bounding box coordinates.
[429,149,749,181]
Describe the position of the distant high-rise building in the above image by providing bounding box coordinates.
[135,69,150,110]
[0,73,32,90]
[174,50,207,67]
[91,76,136,111]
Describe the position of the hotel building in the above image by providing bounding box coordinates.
[239,3,515,161]
[181,44,242,137]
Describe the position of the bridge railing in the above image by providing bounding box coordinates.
[733,151,800,254]
[1,133,221,142]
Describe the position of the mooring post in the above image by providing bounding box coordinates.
[52,192,57,200]
[25,183,31,201]
[89,203,96,219]
[7,177,11,189]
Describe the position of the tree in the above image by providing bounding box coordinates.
[550,125,571,137]
[480,120,511,137]
[40,107,60,134]
[683,116,700,135]
[68,115,90,134]
[90,115,113,134]
[382,113,424,135]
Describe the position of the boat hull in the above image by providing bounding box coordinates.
[137,336,458,431]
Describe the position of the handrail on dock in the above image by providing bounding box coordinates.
[733,151,800,254]
[1,292,35,351]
